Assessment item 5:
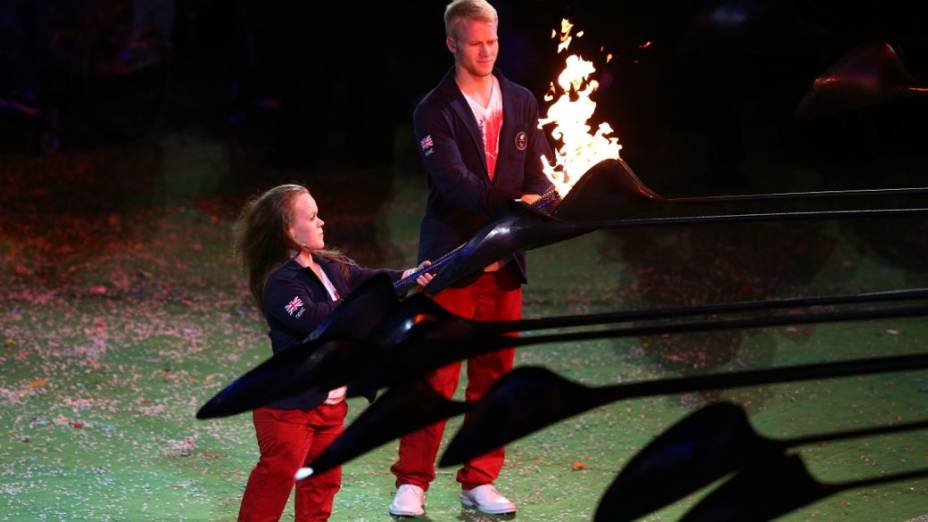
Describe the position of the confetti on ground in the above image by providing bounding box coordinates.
[2,137,927,521]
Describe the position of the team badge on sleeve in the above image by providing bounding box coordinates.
[515,131,527,151]
[419,135,435,156]
[284,296,305,318]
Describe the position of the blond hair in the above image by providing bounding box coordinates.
[444,0,498,41]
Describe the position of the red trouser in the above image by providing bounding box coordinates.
[238,401,347,522]
[391,268,522,491]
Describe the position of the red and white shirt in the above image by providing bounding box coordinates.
[461,75,504,180]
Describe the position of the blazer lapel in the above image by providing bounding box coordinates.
[496,70,516,174]
[314,257,346,300]
[441,69,490,179]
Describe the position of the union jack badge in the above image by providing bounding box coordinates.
[419,135,434,156]
[284,296,304,317]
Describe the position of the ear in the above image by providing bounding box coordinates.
[285,219,299,243]
[285,226,296,247]
[446,35,457,55]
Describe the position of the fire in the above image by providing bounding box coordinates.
[539,19,622,198]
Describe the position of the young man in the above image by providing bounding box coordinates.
[389,0,554,517]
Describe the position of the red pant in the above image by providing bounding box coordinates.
[238,401,347,522]
[391,268,522,491]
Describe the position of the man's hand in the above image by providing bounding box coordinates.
[520,193,542,205]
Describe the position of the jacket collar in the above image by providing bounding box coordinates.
[438,67,516,180]
[284,255,341,287]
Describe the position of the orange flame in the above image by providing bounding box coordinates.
[556,19,574,53]
[538,19,621,198]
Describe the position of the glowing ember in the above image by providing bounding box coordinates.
[539,19,622,198]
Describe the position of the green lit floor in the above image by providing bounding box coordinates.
[2,133,927,521]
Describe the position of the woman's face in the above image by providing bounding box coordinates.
[288,191,325,252]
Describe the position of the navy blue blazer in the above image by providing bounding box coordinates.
[261,255,400,409]
[414,68,554,285]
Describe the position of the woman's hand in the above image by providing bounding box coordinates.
[402,260,434,288]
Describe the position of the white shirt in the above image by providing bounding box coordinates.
[461,75,504,180]
[316,267,347,405]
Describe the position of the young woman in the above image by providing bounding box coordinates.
[234,184,430,521]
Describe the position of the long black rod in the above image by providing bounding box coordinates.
[489,288,928,333]
[393,242,465,291]
[434,353,928,470]
[597,352,928,405]
[666,187,928,204]
[587,207,928,229]
[841,467,928,490]
[396,208,928,292]
[787,418,928,449]
[510,304,928,348]
[393,188,560,291]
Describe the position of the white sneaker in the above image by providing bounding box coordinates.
[389,484,425,517]
[460,484,517,515]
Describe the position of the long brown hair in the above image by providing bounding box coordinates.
[234,184,353,310]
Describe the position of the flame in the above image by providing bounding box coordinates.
[556,19,574,53]
[538,19,621,198]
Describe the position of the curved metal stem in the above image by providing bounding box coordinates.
[488,288,928,333]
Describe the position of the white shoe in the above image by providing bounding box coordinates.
[389,484,425,517]
[461,484,517,515]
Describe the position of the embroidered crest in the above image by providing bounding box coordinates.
[515,131,527,151]
[419,135,435,157]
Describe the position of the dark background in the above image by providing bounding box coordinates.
[2,0,928,407]
[2,0,927,190]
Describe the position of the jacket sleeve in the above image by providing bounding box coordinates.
[523,95,556,196]
[263,278,337,337]
[414,103,512,216]
[346,264,403,290]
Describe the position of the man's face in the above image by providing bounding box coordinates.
[447,19,498,78]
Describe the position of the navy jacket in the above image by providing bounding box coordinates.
[261,256,400,409]
[414,68,554,285]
